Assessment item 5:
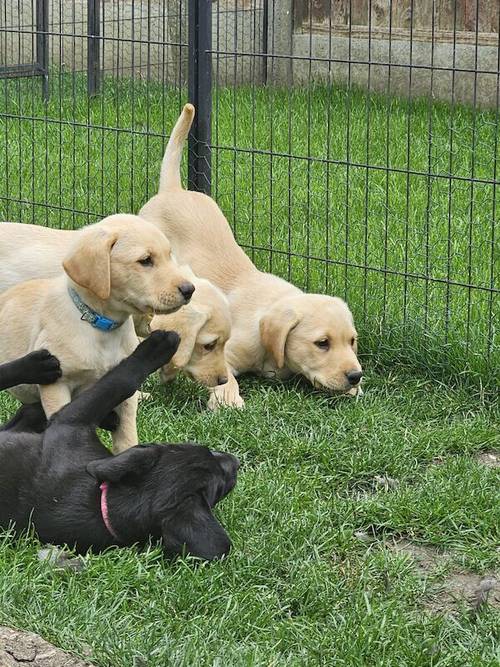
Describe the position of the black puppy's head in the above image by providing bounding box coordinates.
[87,443,239,561]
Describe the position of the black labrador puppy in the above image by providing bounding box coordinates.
[0,332,239,561]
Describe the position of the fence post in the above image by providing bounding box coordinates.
[87,0,101,96]
[188,0,212,194]
[36,0,49,101]
[267,0,293,85]
[262,0,269,84]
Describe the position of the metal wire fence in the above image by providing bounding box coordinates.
[0,0,498,386]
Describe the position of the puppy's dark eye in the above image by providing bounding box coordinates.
[138,256,153,267]
[351,337,356,346]
[204,341,217,352]
[314,339,329,350]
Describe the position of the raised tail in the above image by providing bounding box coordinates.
[159,103,195,192]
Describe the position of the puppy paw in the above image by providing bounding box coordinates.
[98,410,120,432]
[21,349,62,385]
[346,385,364,399]
[133,331,180,368]
[207,388,245,411]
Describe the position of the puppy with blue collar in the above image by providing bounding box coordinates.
[0,213,194,453]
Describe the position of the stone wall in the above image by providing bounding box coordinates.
[291,32,499,108]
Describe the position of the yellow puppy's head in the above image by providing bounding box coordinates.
[63,214,195,315]
[152,273,231,388]
[260,294,362,394]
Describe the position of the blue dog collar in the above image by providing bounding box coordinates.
[68,287,123,332]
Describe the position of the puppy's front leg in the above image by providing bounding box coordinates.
[207,369,244,410]
[0,350,61,390]
[40,381,72,417]
[48,332,179,431]
[111,392,139,454]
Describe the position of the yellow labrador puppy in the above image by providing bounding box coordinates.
[0,222,230,404]
[150,270,232,394]
[139,104,362,408]
[0,214,194,452]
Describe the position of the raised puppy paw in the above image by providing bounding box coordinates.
[19,349,62,385]
[132,330,180,369]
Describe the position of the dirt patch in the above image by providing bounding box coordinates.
[430,456,445,466]
[427,573,500,614]
[387,538,450,572]
[0,626,93,666]
[475,451,500,468]
[431,451,500,468]
[352,475,400,500]
[386,538,499,615]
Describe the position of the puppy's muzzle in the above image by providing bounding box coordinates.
[212,451,240,473]
[178,282,195,303]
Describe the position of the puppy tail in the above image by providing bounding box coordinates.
[159,103,195,192]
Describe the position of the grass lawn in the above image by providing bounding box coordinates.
[0,373,498,666]
[0,74,499,665]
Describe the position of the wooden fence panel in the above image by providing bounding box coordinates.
[352,0,368,25]
[370,1,412,28]
[294,0,499,38]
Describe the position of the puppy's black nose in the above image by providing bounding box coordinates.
[217,375,228,386]
[346,370,363,386]
[178,282,195,302]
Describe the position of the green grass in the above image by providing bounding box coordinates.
[0,372,499,666]
[0,74,499,665]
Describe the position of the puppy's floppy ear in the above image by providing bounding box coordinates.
[63,228,118,300]
[87,445,161,482]
[259,304,300,369]
[151,305,209,369]
[162,494,231,561]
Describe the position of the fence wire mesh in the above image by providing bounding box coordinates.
[0,0,498,386]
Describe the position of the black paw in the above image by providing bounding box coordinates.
[98,410,120,432]
[133,331,180,368]
[19,350,62,385]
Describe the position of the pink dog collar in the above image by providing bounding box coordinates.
[99,482,121,541]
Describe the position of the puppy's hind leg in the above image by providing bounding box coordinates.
[50,331,180,430]
[0,403,48,434]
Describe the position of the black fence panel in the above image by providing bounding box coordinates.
[0,0,49,99]
[209,0,499,385]
[0,0,188,226]
[0,0,498,386]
